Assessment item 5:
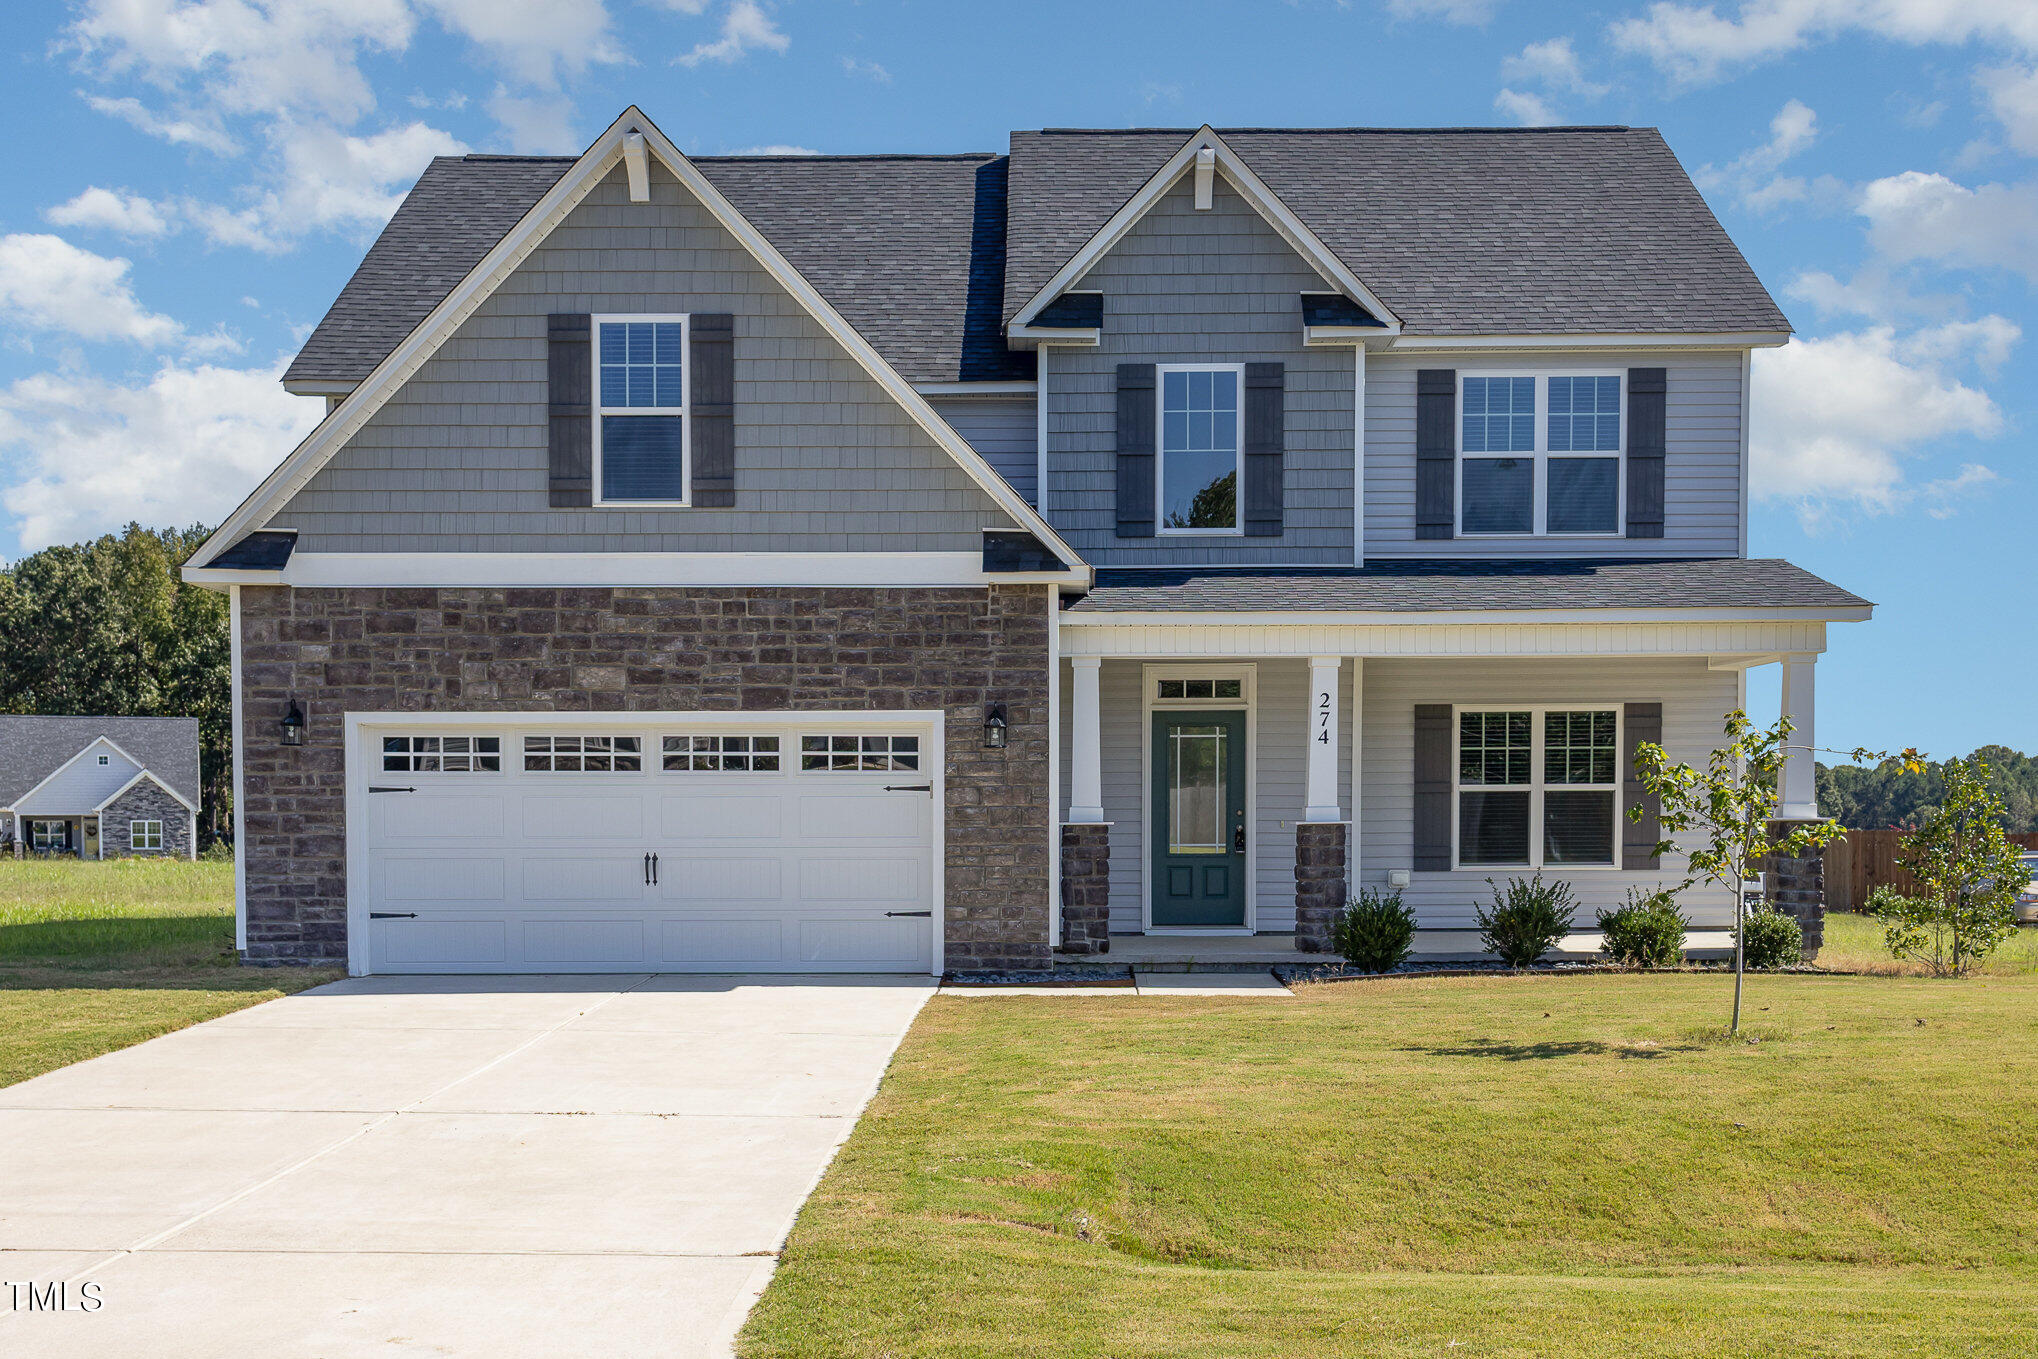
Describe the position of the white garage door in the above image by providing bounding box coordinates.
[356,719,937,974]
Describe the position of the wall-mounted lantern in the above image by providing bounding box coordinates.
[983,704,1008,750]
[280,699,307,747]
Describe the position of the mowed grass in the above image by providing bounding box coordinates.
[0,858,339,1086]
[1819,906,2038,974]
[742,971,2038,1357]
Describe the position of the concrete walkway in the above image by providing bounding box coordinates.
[0,973,936,1358]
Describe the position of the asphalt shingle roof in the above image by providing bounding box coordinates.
[1065,559,1868,614]
[0,716,202,809]
[1003,127,1789,334]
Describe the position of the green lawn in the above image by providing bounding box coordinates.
[742,970,2038,1357]
[0,857,340,1087]
[1820,906,2038,974]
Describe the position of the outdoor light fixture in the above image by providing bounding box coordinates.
[983,704,1008,750]
[280,699,306,747]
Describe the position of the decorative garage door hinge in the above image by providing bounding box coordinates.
[367,786,416,794]
[369,912,418,919]
[885,910,933,917]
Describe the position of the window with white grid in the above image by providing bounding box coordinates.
[522,735,643,773]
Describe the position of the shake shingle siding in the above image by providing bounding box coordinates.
[1042,177,1354,566]
[930,396,1037,505]
[276,162,1017,553]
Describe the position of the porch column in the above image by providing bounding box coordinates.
[1779,652,1818,819]
[1305,656,1343,822]
[1068,656,1105,823]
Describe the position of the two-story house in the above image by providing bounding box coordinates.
[184,109,1869,976]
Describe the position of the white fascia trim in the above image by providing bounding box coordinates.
[229,550,1082,589]
[1304,325,1392,348]
[1006,325,1099,349]
[915,381,1038,397]
[1387,332,1792,352]
[192,105,1090,583]
[9,735,151,815]
[1006,125,1402,337]
[1060,605,1872,627]
[281,380,358,398]
[90,768,199,816]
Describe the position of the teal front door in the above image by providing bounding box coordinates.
[1151,710,1248,927]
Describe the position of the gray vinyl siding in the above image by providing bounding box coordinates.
[1364,351,1745,558]
[929,396,1036,505]
[276,159,1015,552]
[1040,176,1355,566]
[1060,658,1354,934]
[1357,656,1738,929]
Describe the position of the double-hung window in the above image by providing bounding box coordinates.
[130,820,163,851]
[1459,373,1623,536]
[1157,364,1243,534]
[1456,707,1620,869]
[594,315,689,505]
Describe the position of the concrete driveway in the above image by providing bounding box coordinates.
[0,973,936,1358]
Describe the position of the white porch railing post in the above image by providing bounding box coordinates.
[1779,652,1818,819]
[1068,656,1105,823]
[1305,656,1343,822]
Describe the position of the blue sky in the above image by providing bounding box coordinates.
[0,1,2034,759]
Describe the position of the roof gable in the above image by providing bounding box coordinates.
[0,718,201,809]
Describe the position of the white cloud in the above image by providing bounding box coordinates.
[1500,37,1607,95]
[1611,1,2038,87]
[725,144,818,156]
[186,120,469,252]
[82,94,237,155]
[1138,79,1184,105]
[677,0,789,66]
[1856,170,2038,280]
[46,188,176,239]
[1494,89,1561,127]
[1979,64,2038,156]
[486,88,581,154]
[1695,99,1825,212]
[0,234,187,348]
[1385,0,1500,24]
[1751,320,2016,520]
[840,55,891,83]
[421,0,622,87]
[1785,266,1954,324]
[0,358,321,551]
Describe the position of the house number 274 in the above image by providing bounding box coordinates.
[1316,690,1333,745]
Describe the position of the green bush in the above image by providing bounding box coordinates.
[1596,887,1688,968]
[1476,874,1577,968]
[198,840,235,864]
[1331,888,1417,972]
[1741,905,1804,969]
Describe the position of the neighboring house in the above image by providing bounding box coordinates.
[182,109,1869,976]
[0,716,201,860]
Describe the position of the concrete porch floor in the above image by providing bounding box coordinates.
[1093,929,1739,971]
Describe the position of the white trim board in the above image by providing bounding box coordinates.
[188,105,1089,582]
[188,551,1082,590]
[1006,126,1402,340]
[1059,619,1835,660]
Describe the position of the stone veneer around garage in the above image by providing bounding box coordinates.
[236,583,1052,971]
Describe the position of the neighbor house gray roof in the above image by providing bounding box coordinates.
[1064,559,1868,614]
[284,152,1033,388]
[284,125,1784,393]
[1003,127,1789,334]
[0,716,202,808]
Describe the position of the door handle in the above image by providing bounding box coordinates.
[1233,823,1247,854]
[643,852,651,886]
[651,852,659,886]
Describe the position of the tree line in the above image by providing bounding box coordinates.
[1818,747,2038,833]
[0,525,231,841]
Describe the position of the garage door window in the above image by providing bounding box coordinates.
[801,734,920,771]
[382,735,502,773]
[522,735,643,772]
[662,735,780,772]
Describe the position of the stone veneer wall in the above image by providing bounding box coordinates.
[103,780,193,858]
[1058,824,1111,956]
[1294,822,1348,953]
[1764,818,1826,960]
[238,583,1051,970]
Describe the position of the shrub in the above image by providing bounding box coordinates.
[1882,758,2024,977]
[1331,888,1417,972]
[1476,874,1577,968]
[1741,905,1803,969]
[198,840,235,864]
[1596,887,1688,968]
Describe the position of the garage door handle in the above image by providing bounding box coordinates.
[370,912,417,919]
[368,786,416,794]
[643,852,651,886]
[885,910,932,917]
[651,852,659,886]
[885,783,932,793]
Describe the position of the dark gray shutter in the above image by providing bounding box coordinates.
[547,313,592,508]
[1115,363,1156,538]
[1622,701,1663,870]
[1415,369,1456,540]
[1414,703,1453,872]
[1243,362,1284,537]
[1625,367,1666,539]
[690,313,735,508]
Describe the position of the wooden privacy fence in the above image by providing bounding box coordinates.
[1822,829,2038,911]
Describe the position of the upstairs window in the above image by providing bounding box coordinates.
[1458,373,1623,537]
[594,315,689,505]
[1157,365,1242,534]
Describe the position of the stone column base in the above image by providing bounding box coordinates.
[1059,823,1111,956]
[1295,822,1349,953]
[1765,818,1826,960]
